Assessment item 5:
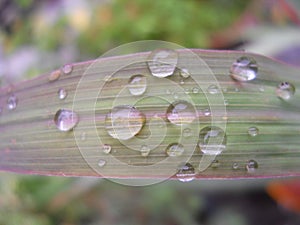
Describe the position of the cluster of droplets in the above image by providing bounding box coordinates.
[229,56,296,101]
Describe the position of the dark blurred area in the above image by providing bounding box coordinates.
[0,0,300,224]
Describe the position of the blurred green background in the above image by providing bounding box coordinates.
[1,0,300,224]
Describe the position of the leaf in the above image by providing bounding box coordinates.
[0,49,299,181]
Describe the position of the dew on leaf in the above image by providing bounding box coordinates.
[54,109,79,131]
[230,56,258,81]
[176,163,196,182]
[105,105,145,140]
[147,49,178,78]
[199,126,226,155]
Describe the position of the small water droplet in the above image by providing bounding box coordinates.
[207,84,220,94]
[173,93,179,99]
[184,88,190,94]
[54,109,79,131]
[81,132,86,141]
[276,82,295,100]
[248,127,259,137]
[211,159,220,168]
[199,126,226,155]
[166,143,184,157]
[179,79,185,85]
[230,56,258,81]
[179,68,190,79]
[246,159,258,173]
[176,163,196,182]
[147,49,178,78]
[58,88,67,100]
[105,105,145,140]
[62,64,73,74]
[204,108,211,116]
[102,144,112,154]
[7,95,18,110]
[98,159,106,167]
[48,70,61,81]
[259,86,265,92]
[192,87,199,93]
[183,128,192,137]
[224,99,229,106]
[166,100,196,126]
[140,145,151,157]
[232,162,239,170]
[128,74,147,96]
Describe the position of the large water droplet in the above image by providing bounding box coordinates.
[48,70,61,81]
[248,127,259,137]
[147,49,178,78]
[105,105,145,140]
[276,82,295,100]
[207,84,220,94]
[166,143,184,157]
[176,163,196,182]
[101,144,112,154]
[166,100,196,126]
[128,74,147,96]
[58,88,67,100]
[246,159,258,173]
[7,95,18,110]
[199,126,226,155]
[54,109,79,131]
[230,56,258,81]
[62,64,73,74]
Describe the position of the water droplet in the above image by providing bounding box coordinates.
[207,84,220,94]
[204,108,211,116]
[7,95,18,110]
[105,105,145,140]
[81,132,86,141]
[179,79,185,85]
[192,87,199,93]
[246,159,258,173]
[140,145,150,157]
[58,88,67,100]
[183,128,192,137]
[276,82,295,100]
[259,86,265,92]
[48,70,61,81]
[166,100,196,126]
[199,126,226,155]
[211,159,220,168]
[230,56,258,81]
[166,143,184,157]
[102,144,112,154]
[147,49,178,78]
[54,109,79,131]
[224,99,229,106]
[179,68,190,79]
[248,127,259,137]
[128,74,147,96]
[98,159,106,167]
[176,163,196,182]
[232,162,239,170]
[62,64,73,74]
